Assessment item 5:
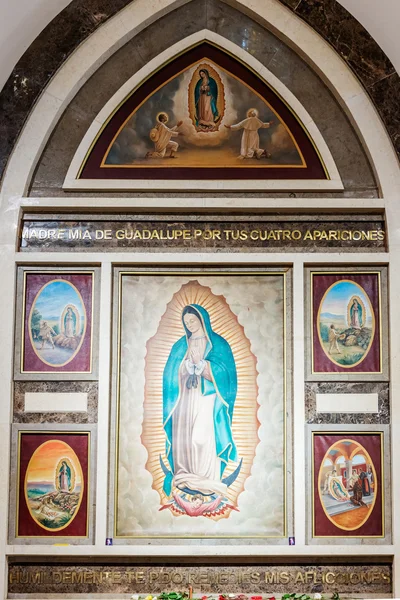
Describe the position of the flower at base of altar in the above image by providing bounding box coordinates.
[314,594,322,600]
[250,595,263,600]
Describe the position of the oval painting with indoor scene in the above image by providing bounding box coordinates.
[318,438,377,531]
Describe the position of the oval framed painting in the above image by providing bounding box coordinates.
[318,438,377,532]
[317,279,375,369]
[28,279,87,368]
[24,439,84,532]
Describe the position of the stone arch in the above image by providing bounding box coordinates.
[0,0,398,190]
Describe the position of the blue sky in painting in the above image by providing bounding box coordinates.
[321,280,371,318]
[33,280,84,320]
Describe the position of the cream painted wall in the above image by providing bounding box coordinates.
[0,0,399,93]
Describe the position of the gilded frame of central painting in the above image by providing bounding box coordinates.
[109,267,292,541]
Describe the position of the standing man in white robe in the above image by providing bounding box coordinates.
[225,109,273,159]
[146,112,183,159]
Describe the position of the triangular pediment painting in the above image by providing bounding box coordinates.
[79,43,328,181]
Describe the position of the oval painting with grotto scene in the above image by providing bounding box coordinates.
[24,440,84,531]
[29,279,86,368]
[317,280,375,368]
[318,438,377,531]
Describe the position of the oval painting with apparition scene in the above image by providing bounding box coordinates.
[29,279,86,368]
[318,438,377,532]
[24,439,84,532]
[317,280,375,369]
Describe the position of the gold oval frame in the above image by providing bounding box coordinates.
[318,438,377,532]
[24,439,84,533]
[28,279,87,368]
[317,279,375,369]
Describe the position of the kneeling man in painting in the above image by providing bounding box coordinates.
[350,475,367,507]
[146,112,183,159]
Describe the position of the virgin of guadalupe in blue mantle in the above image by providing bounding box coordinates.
[58,460,72,492]
[195,69,220,130]
[349,298,363,329]
[162,304,238,497]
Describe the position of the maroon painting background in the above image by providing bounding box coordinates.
[313,433,383,537]
[18,433,89,537]
[22,273,93,373]
[81,43,327,181]
[312,273,381,373]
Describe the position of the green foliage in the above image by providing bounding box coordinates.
[53,324,60,335]
[319,324,329,343]
[57,513,72,527]
[158,593,188,600]
[39,517,59,529]
[30,308,42,337]
[281,595,312,600]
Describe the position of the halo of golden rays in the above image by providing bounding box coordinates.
[142,280,260,520]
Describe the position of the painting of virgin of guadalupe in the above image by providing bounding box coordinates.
[57,459,73,492]
[114,272,288,538]
[194,68,221,131]
[159,304,239,516]
[101,54,305,170]
[63,306,78,338]
[349,297,364,329]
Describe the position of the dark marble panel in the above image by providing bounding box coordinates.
[369,72,400,158]
[266,46,376,192]
[0,0,133,179]
[13,381,98,424]
[0,0,399,186]
[294,0,395,88]
[305,382,389,425]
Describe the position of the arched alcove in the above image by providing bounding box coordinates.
[0,0,399,598]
